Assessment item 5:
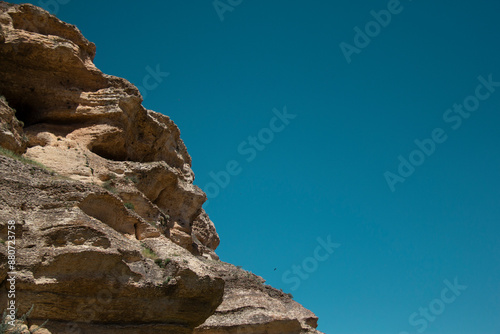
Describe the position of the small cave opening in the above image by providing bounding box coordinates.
[2,94,39,127]
[85,127,130,162]
[89,143,129,162]
[11,102,37,127]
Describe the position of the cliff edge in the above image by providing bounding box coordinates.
[0,2,324,333]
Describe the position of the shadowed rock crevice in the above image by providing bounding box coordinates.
[88,128,128,161]
[6,99,35,125]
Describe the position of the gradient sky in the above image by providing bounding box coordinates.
[10,1,500,333]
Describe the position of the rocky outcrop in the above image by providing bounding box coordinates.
[0,155,224,334]
[0,96,27,154]
[194,262,323,334]
[0,2,323,333]
[0,1,216,256]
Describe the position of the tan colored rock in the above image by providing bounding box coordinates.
[0,155,224,333]
[195,261,322,334]
[78,192,139,237]
[193,210,220,251]
[0,2,324,333]
[0,96,27,154]
[5,322,29,334]
[29,325,52,334]
[0,1,217,251]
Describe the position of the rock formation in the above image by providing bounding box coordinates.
[0,2,324,333]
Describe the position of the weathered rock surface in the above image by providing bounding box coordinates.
[0,155,224,333]
[194,261,323,334]
[0,96,27,154]
[0,2,323,333]
[0,0,216,255]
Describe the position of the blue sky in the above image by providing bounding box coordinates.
[11,1,500,333]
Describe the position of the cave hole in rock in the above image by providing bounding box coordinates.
[86,129,129,161]
[8,98,37,127]
[90,143,128,162]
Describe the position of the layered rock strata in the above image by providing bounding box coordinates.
[0,2,324,333]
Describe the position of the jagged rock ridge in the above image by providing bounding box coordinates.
[0,2,324,333]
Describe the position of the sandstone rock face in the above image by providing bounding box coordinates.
[194,262,323,334]
[0,96,27,154]
[0,0,214,254]
[0,156,224,334]
[0,2,323,333]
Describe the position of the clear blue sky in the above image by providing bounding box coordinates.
[12,1,500,333]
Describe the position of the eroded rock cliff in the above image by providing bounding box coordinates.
[0,2,323,333]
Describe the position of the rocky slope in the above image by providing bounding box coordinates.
[0,2,323,333]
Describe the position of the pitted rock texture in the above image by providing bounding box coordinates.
[0,2,323,333]
[0,1,218,256]
[0,96,27,154]
[0,155,224,334]
[194,261,322,334]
